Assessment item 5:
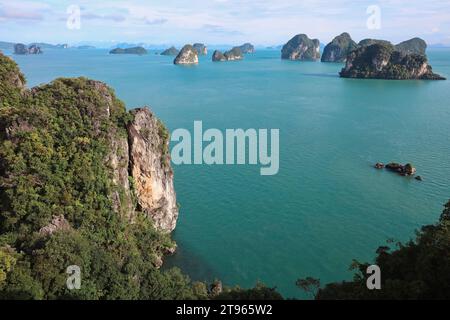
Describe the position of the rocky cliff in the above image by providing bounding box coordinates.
[127,108,178,232]
[281,34,320,61]
[174,44,199,65]
[340,42,445,80]
[321,33,357,63]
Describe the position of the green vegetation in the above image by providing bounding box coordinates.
[0,53,25,107]
[0,52,200,300]
[215,283,284,300]
[298,201,450,300]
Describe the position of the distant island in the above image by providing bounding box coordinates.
[212,47,244,62]
[109,47,148,55]
[321,33,357,63]
[281,34,320,61]
[174,45,198,65]
[193,43,208,55]
[238,43,255,54]
[340,38,445,80]
[77,45,96,50]
[14,43,43,55]
[161,46,180,56]
[1,42,67,52]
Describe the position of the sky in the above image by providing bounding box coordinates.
[1,0,450,47]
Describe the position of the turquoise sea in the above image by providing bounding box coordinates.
[8,48,450,298]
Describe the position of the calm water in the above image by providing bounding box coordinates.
[9,48,450,298]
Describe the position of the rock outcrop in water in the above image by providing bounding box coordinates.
[238,43,255,54]
[14,43,42,55]
[321,33,357,63]
[224,47,244,60]
[385,163,417,176]
[109,46,148,55]
[161,46,179,56]
[281,34,320,61]
[193,43,207,55]
[174,44,199,65]
[212,47,244,62]
[340,41,445,80]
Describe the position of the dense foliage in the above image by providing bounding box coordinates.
[316,201,450,299]
[0,53,202,300]
[215,283,284,300]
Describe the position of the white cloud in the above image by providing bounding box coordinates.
[1,0,450,45]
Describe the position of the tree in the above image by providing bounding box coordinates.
[296,277,321,299]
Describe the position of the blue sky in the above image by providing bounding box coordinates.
[1,0,450,46]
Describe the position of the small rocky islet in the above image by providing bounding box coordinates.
[173,44,199,65]
[374,162,422,180]
[212,47,244,62]
[14,43,43,55]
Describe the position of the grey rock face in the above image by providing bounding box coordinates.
[281,34,320,61]
[174,44,199,65]
[321,33,357,62]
